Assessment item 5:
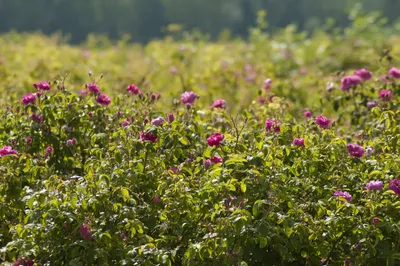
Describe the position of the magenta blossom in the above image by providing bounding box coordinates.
[341,75,362,91]
[366,180,383,191]
[257,97,266,104]
[151,117,165,126]
[168,113,175,122]
[80,224,92,240]
[388,67,400,78]
[86,83,100,94]
[210,156,223,164]
[13,258,34,266]
[207,133,224,147]
[96,94,111,105]
[21,93,36,105]
[127,84,141,95]
[44,146,54,158]
[33,80,50,90]
[334,191,352,202]
[26,137,33,144]
[66,138,77,146]
[181,91,199,104]
[373,217,380,224]
[347,144,364,158]
[389,180,400,195]
[153,195,161,203]
[140,132,158,143]
[293,138,305,147]
[211,99,226,109]
[0,146,18,157]
[204,159,212,168]
[315,115,331,129]
[122,120,130,127]
[151,93,161,101]
[265,119,280,133]
[354,68,372,80]
[379,89,392,101]
[303,110,312,119]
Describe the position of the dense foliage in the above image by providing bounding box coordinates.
[1,13,400,266]
[0,0,400,42]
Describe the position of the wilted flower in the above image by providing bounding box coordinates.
[265,119,280,132]
[0,146,18,157]
[326,82,335,92]
[122,120,130,127]
[21,93,36,105]
[264,79,272,90]
[169,66,178,74]
[96,94,111,105]
[344,258,351,265]
[207,133,224,147]
[33,80,50,90]
[86,83,100,94]
[80,224,92,240]
[30,113,43,123]
[379,89,392,101]
[210,156,223,164]
[341,75,362,91]
[127,84,141,95]
[293,138,305,147]
[169,167,179,174]
[88,111,93,117]
[388,67,400,78]
[373,217,380,224]
[354,68,372,80]
[211,99,226,109]
[365,146,374,157]
[151,117,165,126]
[389,180,400,195]
[25,137,32,144]
[80,89,88,96]
[367,101,377,109]
[140,132,158,143]
[168,113,175,122]
[366,180,383,191]
[181,91,199,104]
[347,144,364,158]
[315,115,330,129]
[334,190,352,202]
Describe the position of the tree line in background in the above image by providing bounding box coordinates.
[0,0,399,43]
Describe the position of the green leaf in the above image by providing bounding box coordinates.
[240,182,247,193]
[121,188,130,202]
[259,237,268,248]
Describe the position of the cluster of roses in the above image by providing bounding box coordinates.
[340,67,399,103]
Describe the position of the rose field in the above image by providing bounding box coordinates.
[1,13,400,266]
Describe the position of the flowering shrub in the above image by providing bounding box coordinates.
[0,26,400,265]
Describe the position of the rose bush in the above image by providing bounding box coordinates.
[1,12,400,266]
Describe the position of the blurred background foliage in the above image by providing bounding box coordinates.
[0,0,399,43]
